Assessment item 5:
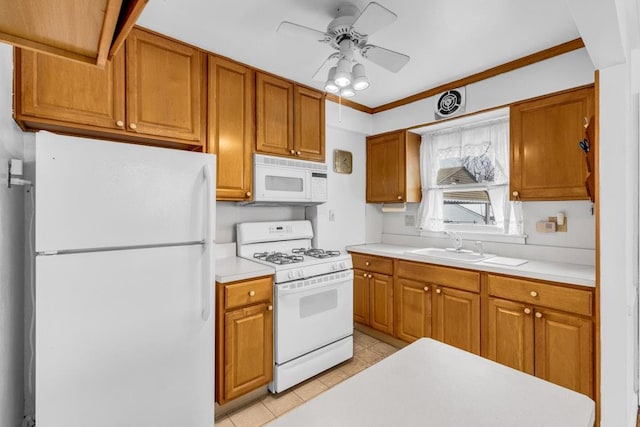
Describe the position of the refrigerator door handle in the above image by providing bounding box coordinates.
[201,164,214,321]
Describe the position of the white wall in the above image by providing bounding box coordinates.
[0,44,26,427]
[216,203,305,244]
[366,49,597,263]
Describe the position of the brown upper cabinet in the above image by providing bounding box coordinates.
[510,86,594,201]
[207,55,255,201]
[0,0,147,67]
[366,130,421,203]
[256,73,325,162]
[14,28,206,150]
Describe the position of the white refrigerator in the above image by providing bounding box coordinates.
[33,132,216,427]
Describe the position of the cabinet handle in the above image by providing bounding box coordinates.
[524,308,531,314]
[365,261,370,266]
[129,123,137,130]
[363,273,368,278]
[535,312,543,319]
[245,191,251,197]
[116,120,124,128]
[397,195,403,200]
[249,290,256,297]
[529,291,538,297]
[267,305,273,311]
[368,274,373,279]
[512,191,519,197]
[436,288,442,294]
[423,286,429,292]
[290,149,295,154]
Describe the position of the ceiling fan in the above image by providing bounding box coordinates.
[277,2,410,97]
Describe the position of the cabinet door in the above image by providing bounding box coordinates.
[485,298,534,374]
[369,273,394,335]
[353,269,370,325]
[433,286,480,355]
[395,278,431,343]
[366,131,404,203]
[534,308,593,397]
[16,48,125,130]
[294,85,325,161]
[126,28,205,144]
[256,73,294,157]
[224,303,273,402]
[208,55,254,201]
[510,86,593,200]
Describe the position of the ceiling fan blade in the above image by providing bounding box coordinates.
[277,21,327,42]
[351,2,397,36]
[361,45,410,73]
[312,53,340,81]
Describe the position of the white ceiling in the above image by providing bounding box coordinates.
[137,0,581,108]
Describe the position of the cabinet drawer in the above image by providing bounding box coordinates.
[224,276,273,310]
[487,274,593,316]
[351,253,393,275]
[397,261,480,293]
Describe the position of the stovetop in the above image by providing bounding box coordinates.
[253,248,342,265]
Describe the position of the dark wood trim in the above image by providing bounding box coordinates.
[371,38,586,114]
[325,94,374,114]
[594,69,601,427]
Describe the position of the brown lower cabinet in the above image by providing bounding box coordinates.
[486,297,593,397]
[215,276,273,404]
[351,251,595,399]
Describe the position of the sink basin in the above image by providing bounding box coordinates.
[406,248,495,263]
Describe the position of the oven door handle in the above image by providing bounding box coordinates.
[277,273,353,296]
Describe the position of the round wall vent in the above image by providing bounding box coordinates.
[434,87,466,119]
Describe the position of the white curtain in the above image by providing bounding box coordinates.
[417,117,523,234]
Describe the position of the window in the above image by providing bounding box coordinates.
[416,112,523,238]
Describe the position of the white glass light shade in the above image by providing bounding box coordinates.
[340,84,355,98]
[334,58,352,87]
[352,63,369,91]
[324,67,339,93]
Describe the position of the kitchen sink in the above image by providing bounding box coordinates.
[405,247,495,263]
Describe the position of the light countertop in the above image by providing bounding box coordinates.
[269,338,594,427]
[215,256,274,284]
[347,243,595,288]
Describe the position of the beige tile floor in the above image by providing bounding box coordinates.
[215,330,398,427]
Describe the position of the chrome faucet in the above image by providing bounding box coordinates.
[444,231,463,251]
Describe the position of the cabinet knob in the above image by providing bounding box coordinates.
[535,312,543,319]
[296,151,301,155]
[249,290,256,297]
[397,195,403,200]
[529,291,538,297]
[290,149,295,154]
[365,261,370,266]
[512,191,520,199]
[115,120,124,128]
[423,286,429,292]
[368,274,373,279]
[245,191,251,197]
[524,308,532,314]
[267,305,273,311]
[363,273,368,278]
[129,123,137,130]
[436,288,442,294]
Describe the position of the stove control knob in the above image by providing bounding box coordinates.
[331,264,337,271]
[297,270,304,277]
[339,262,346,269]
[288,271,295,279]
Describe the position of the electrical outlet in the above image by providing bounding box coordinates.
[329,210,335,222]
[405,214,416,226]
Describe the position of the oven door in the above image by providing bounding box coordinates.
[274,270,353,364]
[254,164,311,203]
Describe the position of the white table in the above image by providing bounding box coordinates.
[268,338,595,427]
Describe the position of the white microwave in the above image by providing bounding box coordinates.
[248,154,328,206]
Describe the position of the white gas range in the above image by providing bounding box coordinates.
[237,220,354,393]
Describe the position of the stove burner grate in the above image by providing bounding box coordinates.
[253,252,304,265]
[291,248,342,259]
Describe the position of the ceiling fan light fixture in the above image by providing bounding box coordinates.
[324,67,340,93]
[334,58,352,87]
[340,84,355,98]
[352,63,369,91]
